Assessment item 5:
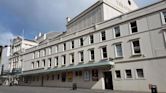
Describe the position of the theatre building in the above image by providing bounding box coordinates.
[18,0,166,92]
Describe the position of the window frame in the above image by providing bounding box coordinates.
[69,53,74,65]
[101,46,108,59]
[115,70,121,79]
[80,37,84,46]
[131,39,141,55]
[54,57,58,67]
[114,43,123,58]
[62,55,66,66]
[89,49,95,61]
[101,31,106,41]
[129,21,138,34]
[161,11,166,24]
[125,69,133,79]
[36,61,40,68]
[113,26,121,38]
[136,68,144,79]
[89,34,94,44]
[32,62,35,69]
[48,58,52,68]
[78,51,84,63]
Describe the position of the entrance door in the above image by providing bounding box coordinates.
[104,72,113,90]
[41,76,44,87]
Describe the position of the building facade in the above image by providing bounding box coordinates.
[17,0,166,92]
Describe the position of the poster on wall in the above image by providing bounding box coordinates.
[92,69,98,81]
[84,71,90,81]
[67,72,73,82]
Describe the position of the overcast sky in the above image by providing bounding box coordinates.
[0,0,159,45]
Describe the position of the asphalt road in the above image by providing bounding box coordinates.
[0,86,150,93]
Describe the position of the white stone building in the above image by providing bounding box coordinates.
[18,0,166,92]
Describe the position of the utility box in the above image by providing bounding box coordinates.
[151,85,157,93]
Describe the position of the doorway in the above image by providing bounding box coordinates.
[104,72,113,90]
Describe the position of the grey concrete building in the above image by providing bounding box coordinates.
[17,0,166,92]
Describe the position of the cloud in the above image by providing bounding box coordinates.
[0,25,15,45]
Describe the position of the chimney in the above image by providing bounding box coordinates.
[66,17,71,23]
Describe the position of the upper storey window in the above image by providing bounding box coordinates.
[130,21,138,33]
[80,38,84,46]
[101,31,106,41]
[161,11,166,24]
[113,26,121,38]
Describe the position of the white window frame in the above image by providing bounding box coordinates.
[129,21,138,34]
[62,55,66,66]
[131,39,141,55]
[69,53,74,65]
[89,49,95,61]
[54,57,58,67]
[48,58,52,68]
[135,68,144,79]
[89,34,94,44]
[114,43,123,58]
[36,61,39,68]
[161,11,166,24]
[42,59,45,67]
[100,31,106,42]
[125,69,133,79]
[32,62,34,69]
[100,46,108,59]
[78,51,84,63]
[113,26,121,38]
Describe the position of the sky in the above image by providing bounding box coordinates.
[0,0,159,45]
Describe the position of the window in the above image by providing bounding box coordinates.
[136,69,144,78]
[89,35,94,44]
[32,53,35,59]
[61,72,66,82]
[84,71,90,81]
[48,47,51,55]
[89,49,95,61]
[101,46,107,59]
[42,59,45,67]
[75,71,82,77]
[92,69,98,81]
[62,55,66,66]
[131,40,141,55]
[125,69,132,78]
[79,51,84,63]
[35,51,39,58]
[57,74,60,80]
[54,57,58,67]
[55,45,58,53]
[115,70,121,79]
[114,26,121,38]
[36,61,40,68]
[101,31,106,41]
[52,75,55,80]
[80,38,84,46]
[63,43,66,51]
[32,62,34,69]
[115,43,123,57]
[48,58,52,68]
[67,72,73,82]
[161,11,166,24]
[71,40,74,49]
[70,53,74,64]
[130,21,138,33]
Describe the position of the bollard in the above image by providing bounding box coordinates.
[72,83,77,90]
[151,85,157,93]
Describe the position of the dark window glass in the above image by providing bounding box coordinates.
[90,35,94,44]
[101,31,106,41]
[130,21,138,33]
[80,38,84,46]
[114,26,121,37]
[132,40,141,54]
[102,47,107,58]
[115,70,121,78]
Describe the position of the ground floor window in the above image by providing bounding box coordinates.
[136,69,144,78]
[61,72,66,82]
[75,71,82,77]
[67,72,73,82]
[115,70,121,79]
[125,69,132,79]
[92,69,98,81]
[84,71,90,81]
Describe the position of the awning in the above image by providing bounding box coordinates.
[19,60,114,76]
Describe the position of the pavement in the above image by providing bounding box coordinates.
[0,86,151,93]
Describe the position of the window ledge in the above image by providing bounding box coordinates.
[131,54,142,57]
[135,78,146,80]
[100,58,108,61]
[89,60,95,63]
[125,78,134,80]
[78,61,84,64]
[114,57,123,60]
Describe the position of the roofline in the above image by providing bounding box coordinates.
[66,1,103,26]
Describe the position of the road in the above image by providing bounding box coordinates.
[0,86,150,93]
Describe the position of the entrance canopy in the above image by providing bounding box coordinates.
[19,61,114,76]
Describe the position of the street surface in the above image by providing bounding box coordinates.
[0,86,151,93]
